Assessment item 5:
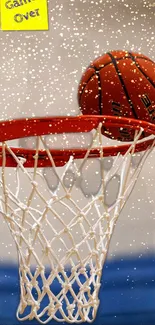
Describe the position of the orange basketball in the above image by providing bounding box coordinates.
[78,50,155,141]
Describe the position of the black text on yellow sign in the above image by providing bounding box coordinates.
[1,0,49,31]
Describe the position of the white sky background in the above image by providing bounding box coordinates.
[0,0,155,262]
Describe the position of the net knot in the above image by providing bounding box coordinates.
[64,227,69,233]
[67,304,75,311]
[65,193,71,200]
[89,230,95,238]
[18,299,27,314]
[62,282,71,292]
[48,303,56,314]
[80,285,91,292]
[29,302,40,320]
[118,195,124,201]
[18,157,27,165]
[27,246,34,254]
[95,268,102,277]
[44,244,51,255]
[78,216,84,224]
[77,212,85,223]
[14,230,22,237]
[92,249,98,256]
[70,266,77,274]
[44,284,51,293]
[69,247,78,255]
[33,153,39,160]
[78,301,86,308]
[26,282,33,290]
[48,196,57,206]
[3,189,9,196]
[32,222,40,230]
[48,306,55,314]
[5,214,12,221]
[19,203,27,211]
[80,267,86,274]
[31,279,39,287]
[20,265,30,274]
[103,212,110,220]
[31,180,38,187]
[37,265,45,273]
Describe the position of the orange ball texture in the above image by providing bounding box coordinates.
[78,50,155,141]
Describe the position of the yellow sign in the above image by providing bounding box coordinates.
[1,0,49,31]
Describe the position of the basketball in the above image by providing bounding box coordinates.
[78,50,155,141]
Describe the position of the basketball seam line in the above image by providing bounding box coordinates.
[128,52,155,89]
[79,56,153,102]
[107,52,138,119]
[78,71,96,103]
[90,56,153,72]
[91,66,103,115]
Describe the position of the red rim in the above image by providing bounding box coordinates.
[0,115,154,167]
[0,115,155,140]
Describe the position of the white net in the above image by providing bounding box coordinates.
[0,123,154,324]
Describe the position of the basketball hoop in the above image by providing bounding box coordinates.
[0,115,154,324]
